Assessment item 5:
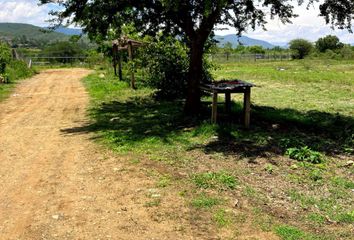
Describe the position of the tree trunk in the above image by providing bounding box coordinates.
[184,40,204,115]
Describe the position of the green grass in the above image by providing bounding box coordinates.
[82,60,354,239]
[214,59,354,117]
[191,194,221,209]
[213,208,232,227]
[192,171,238,190]
[275,225,321,240]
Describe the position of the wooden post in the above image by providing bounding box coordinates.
[112,45,118,76]
[243,87,251,128]
[225,92,231,115]
[118,51,123,81]
[127,41,136,89]
[212,91,218,123]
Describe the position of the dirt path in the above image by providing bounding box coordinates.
[0,69,199,240]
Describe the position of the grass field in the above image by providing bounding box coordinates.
[83,59,353,239]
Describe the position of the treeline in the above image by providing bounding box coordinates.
[216,35,354,60]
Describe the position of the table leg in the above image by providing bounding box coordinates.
[243,88,251,128]
[225,92,231,115]
[212,91,218,123]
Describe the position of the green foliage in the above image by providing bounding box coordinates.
[335,211,354,223]
[6,60,34,82]
[213,208,232,227]
[40,41,85,63]
[193,171,237,190]
[0,42,11,74]
[191,194,221,208]
[315,35,344,53]
[248,45,266,54]
[275,225,317,240]
[140,37,213,100]
[289,39,313,59]
[331,177,354,189]
[285,146,323,164]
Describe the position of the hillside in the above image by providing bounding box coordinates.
[0,23,69,47]
[215,34,275,49]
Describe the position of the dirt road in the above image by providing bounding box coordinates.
[0,69,200,240]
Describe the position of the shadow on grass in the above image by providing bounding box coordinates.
[202,104,353,161]
[60,96,353,158]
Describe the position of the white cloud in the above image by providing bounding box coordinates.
[0,0,52,27]
[216,3,354,44]
[1,1,353,44]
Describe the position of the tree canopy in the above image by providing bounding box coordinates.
[316,35,344,52]
[40,0,354,114]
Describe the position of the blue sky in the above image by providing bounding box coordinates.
[1,0,353,44]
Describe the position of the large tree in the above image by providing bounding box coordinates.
[40,0,354,115]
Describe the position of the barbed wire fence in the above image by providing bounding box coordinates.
[208,53,292,63]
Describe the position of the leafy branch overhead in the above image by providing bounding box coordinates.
[41,0,354,41]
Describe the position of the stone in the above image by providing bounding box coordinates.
[52,214,60,220]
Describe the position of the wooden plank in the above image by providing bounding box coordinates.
[243,87,251,128]
[212,91,218,123]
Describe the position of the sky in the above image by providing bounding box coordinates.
[0,0,353,44]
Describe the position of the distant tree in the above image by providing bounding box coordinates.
[315,35,344,52]
[248,45,265,54]
[40,41,84,63]
[223,42,233,61]
[40,0,354,115]
[289,39,313,59]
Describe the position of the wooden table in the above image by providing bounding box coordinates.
[201,80,254,128]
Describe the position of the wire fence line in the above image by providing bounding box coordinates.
[208,53,292,62]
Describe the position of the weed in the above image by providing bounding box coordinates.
[286,146,323,164]
[335,211,354,224]
[144,199,161,207]
[157,175,171,188]
[191,194,221,209]
[213,208,232,227]
[274,225,314,240]
[264,164,277,174]
[307,213,326,225]
[330,177,354,189]
[193,171,238,190]
[309,169,323,182]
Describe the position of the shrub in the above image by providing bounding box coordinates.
[315,35,344,53]
[289,39,313,59]
[139,37,213,100]
[285,146,323,164]
[6,60,35,82]
[0,42,12,75]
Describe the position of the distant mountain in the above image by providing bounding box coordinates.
[215,34,275,49]
[0,23,68,42]
[53,26,83,36]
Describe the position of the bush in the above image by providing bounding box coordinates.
[0,42,12,76]
[139,37,213,100]
[315,35,344,53]
[285,146,323,164]
[6,60,35,82]
[289,39,313,59]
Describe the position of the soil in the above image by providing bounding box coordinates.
[0,69,278,240]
